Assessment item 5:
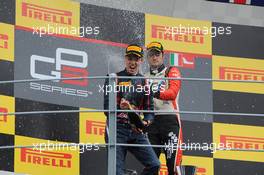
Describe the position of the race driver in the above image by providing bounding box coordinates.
[145,41,183,175]
[103,44,160,175]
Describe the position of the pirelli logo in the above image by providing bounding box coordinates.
[21,148,72,168]
[159,164,168,175]
[0,107,8,122]
[21,2,72,25]
[151,25,204,45]
[0,34,8,49]
[86,120,105,136]
[220,135,264,150]
[196,167,206,175]
[219,67,264,82]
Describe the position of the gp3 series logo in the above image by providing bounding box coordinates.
[30,48,92,98]
[31,48,88,86]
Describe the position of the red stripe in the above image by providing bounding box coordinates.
[175,128,183,166]
[15,25,128,48]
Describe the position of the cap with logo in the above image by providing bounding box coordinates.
[125,44,144,58]
[146,41,164,53]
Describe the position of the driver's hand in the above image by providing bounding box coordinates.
[143,120,151,127]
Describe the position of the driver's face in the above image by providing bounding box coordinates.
[147,49,164,68]
[125,55,142,75]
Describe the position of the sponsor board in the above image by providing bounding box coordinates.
[213,90,264,126]
[169,56,213,123]
[212,22,264,59]
[0,133,15,172]
[14,135,79,175]
[0,0,15,24]
[27,46,92,101]
[213,123,264,162]
[214,158,264,175]
[0,95,14,135]
[213,55,264,94]
[80,108,106,144]
[182,121,213,157]
[15,29,122,108]
[30,47,89,88]
[145,14,212,55]
[146,15,213,125]
[0,23,14,62]
[16,0,80,36]
[14,98,79,143]
[0,60,14,96]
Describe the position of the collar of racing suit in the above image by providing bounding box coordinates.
[150,64,165,75]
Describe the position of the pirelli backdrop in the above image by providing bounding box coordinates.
[0,0,263,174]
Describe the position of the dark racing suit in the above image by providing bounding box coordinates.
[145,64,182,175]
[104,69,160,175]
